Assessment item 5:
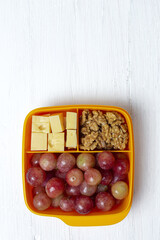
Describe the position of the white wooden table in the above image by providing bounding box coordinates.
[0,0,160,239]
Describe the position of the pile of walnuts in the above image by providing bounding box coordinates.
[80,110,129,151]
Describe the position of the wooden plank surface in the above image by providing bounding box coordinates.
[0,0,160,239]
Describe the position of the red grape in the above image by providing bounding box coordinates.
[33,192,51,210]
[60,197,75,212]
[42,171,55,187]
[66,168,83,186]
[66,184,80,196]
[77,153,95,171]
[113,159,129,176]
[95,153,100,161]
[84,168,102,186]
[114,153,128,160]
[39,153,57,171]
[26,167,46,187]
[111,181,129,200]
[111,172,127,185]
[101,170,113,185]
[57,153,76,173]
[95,153,100,167]
[51,194,64,208]
[98,152,115,170]
[97,184,108,193]
[80,181,97,196]
[75,195,94,214]
[30,153,42,167]
[32,186,45,196]
[55,170,67,180]
[95,192,115,211]
[115,199,122,206]
[45,177,65,198]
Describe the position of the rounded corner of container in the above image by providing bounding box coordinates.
[23,192,33,214]
[116,106,132,122]
[23,108,37,125]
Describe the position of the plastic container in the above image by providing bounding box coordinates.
[22,105,134,226]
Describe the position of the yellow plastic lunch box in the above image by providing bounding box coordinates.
[22,105,134,226]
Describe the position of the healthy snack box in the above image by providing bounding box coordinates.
[22,105,134,226]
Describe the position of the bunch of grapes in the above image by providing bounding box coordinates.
[26,152,129,215]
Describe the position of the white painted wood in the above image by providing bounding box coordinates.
[0,0,160,239]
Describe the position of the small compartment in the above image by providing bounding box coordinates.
[78,107,131,152]
[24,107,78,152]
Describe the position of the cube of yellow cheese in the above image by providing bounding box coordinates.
[66,130,77,149]
[48,133,64,151]
[66,112,77,129]
[31,133,47,150]
[42,114,51,117]
[49,113,65,133]
[32,115,49,123]
[63,117,66,129]
[32,122,51,133]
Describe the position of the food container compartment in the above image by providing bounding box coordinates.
[22,105,134,226]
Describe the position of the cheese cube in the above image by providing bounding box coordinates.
[32,122,51,133]
[48,133,64,151]
[31,133,47,150]
[43,114,51,117]
[66,112,77,129]
[63,117,66,129]
[32,115,49,123]
[66,130,77,148]
[49,113,64,133]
